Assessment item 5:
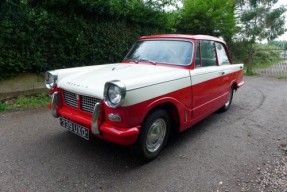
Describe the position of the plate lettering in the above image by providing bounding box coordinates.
[59,117,89,140]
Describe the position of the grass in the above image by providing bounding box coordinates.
[244,70,257,76]
[253,62,274,69]
[253,59,283,69]
[0,102,6,111]
[0,93,50,112]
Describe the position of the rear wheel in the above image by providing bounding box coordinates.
[136,109,170,161]
[219,87,234,112]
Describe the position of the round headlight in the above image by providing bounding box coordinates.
[104,81,126,108]
[108,84,122,105]
[45,71,58,89]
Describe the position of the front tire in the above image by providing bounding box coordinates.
[136,109,170,161]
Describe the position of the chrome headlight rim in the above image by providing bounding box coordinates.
[104,80,126,108]
[45,71,58,90]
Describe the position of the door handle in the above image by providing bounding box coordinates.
[220,72,225,76]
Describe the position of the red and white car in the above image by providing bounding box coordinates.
[45,34,244,160]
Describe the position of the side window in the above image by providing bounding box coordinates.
[216,42,230,65]
[201,41,216,67]
[195,42,201,67]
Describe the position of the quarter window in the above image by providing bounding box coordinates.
[216,43,230,65]
[195,42,201,67]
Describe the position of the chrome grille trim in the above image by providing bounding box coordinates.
[81,95,100,113]
[63,90,77,108]
[62,90,100,113]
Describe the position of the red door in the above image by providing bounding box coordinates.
[190,40,226,123]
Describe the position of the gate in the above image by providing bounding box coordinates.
[252,49,287,78]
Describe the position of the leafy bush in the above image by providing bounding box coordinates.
[230,42,282,67]
[0,0,169,79]
[0,101,7,112]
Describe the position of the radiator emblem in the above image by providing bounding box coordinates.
[66,81,88,89]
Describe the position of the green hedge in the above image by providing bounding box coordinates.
[0,1,168,79]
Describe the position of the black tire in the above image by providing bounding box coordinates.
[136,109,170,161]
[219,87,234,112]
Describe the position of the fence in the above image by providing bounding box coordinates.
[253,61,287,78]
[251,49,287,78]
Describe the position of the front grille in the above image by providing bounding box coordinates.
[81,95,99,113]
[63,90,78,108]
[62,90,100,113]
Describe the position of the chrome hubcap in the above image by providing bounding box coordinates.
[146,118,166,153]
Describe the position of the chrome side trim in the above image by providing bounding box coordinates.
[51,92,60,117]
[91,102,101,135]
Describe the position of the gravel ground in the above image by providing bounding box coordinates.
[0,76,287,192]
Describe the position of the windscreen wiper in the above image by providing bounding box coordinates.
[138,58,157,65]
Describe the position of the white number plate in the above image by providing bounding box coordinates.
[59,117,89,140]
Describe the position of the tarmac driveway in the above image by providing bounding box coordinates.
[0,76,287,192]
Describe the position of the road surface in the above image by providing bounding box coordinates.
[1,76,287,192]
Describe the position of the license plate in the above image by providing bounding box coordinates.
[59,117,89,140]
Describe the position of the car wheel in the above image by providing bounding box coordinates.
[136,109,170,161]
[219,87,234,112]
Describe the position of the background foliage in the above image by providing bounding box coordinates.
[177,0,236,41]
[0,0,286,79]
[0,0,171,79]
[232,0,286,72]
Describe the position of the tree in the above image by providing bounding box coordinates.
[269,40,287,50]
[143,0,178,11]
[177,0,236,41]
[234,0,286,73]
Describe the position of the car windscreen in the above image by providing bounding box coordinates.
[125,40,194,66]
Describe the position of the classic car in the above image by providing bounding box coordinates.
[45,34,244,160]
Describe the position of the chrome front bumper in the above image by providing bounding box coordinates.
[52,91,101,135]
[51,92,60,117]
[91,102,101,135]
